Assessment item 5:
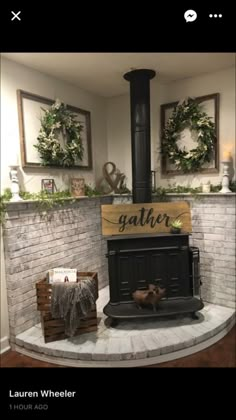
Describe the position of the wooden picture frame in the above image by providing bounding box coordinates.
[160,93,219,175]
[41,179,56,193]
[17,90,92,169]
[70,178,85,197]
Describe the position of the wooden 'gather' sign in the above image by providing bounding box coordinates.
[101,201,192,235]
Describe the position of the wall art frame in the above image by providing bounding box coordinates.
[160,93,219,175]
[17,90,92,169]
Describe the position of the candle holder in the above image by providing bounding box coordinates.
[9,165,22,201]
[219,160,232,193]
[151,170,156,193]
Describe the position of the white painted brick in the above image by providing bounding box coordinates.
[192,233,204,239]
[226,208,236,214]
[194,220,218,227]
[226,221,236,228]
[153,331,176,354]
[204,234,225,241]
[131,335,148,359]
[224,241,236,249]
[141,334,161,357]
[216,248,235,256]
[224,236,236,243]
[204,208,225,214]
[106,339,121,361]
[119,337,135,360]
[193,227,214,233]
[75,341,96,361]
[214,228,226,234]
[203,240,219,248]
[92,339,108,361]
[212,254,235,262]
[8,290,36,306]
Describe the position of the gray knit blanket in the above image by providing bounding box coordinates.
[51,277,97,337]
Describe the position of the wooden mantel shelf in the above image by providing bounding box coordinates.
[4,192,235,206]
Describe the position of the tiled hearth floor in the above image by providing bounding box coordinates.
[15,286,235,367]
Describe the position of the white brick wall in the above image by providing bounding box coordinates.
[2,196,112,342]
[153,194,236,309]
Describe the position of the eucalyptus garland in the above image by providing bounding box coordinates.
[34,99,84,167]
[162,98,216,173]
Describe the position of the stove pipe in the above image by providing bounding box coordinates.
[124,69,156,203]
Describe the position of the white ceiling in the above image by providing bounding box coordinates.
[2,53,235,97]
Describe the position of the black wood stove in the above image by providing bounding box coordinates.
[103,69,203,322]
[103,233,203,321]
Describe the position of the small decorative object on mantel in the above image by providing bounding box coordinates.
[202,181,211,193]
[151,170,156,192]
[41,179,56,194]
[170,219,183,234]
[97,162,128,194]
[9,155,22,202]
[219,151,232,193]
[71,178,85,197]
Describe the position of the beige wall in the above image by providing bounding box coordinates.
[1,56,108,193]
[0,228,10,353]
[107,81,166,190]
[107,94,131,187]
[107,67,235,189]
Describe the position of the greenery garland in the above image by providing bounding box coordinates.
[34,99,84,167]
[162,98,216,173]
[1,181,236,224]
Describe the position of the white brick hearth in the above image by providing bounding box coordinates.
[15,286,235,367]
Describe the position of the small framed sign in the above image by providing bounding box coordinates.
[71,178,85,197]
[41,179,56,194]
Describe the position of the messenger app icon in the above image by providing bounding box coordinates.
[184,10,197,22]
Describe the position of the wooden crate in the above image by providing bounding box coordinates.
[36,272,98,343]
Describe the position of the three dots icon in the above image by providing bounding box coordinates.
[209,14,223,18]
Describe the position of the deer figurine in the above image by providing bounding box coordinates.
[132,284,166,312]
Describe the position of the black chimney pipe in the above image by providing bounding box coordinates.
[124,69,156,203]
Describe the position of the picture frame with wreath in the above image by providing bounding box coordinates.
[160,93,219,175]
[17,90,92,169]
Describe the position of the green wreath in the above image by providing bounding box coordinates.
[162,98,216,173]
[34,99,84,167]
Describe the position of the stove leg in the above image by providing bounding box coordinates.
[191,312,199,320]
[111,318,119,327]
